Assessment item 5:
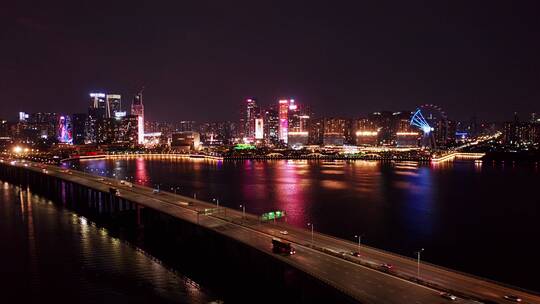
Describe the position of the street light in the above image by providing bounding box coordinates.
[354,234,362,253]
[307,222,314,247]
[239,204,245,219]
[416,248,424,279]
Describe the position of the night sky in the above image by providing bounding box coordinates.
[1,1,539,122]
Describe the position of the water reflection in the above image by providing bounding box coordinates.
[0,182,214,303]
[71,157,540,292]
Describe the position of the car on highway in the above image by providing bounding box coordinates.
[120,180,133,187]
[440,292,457,301]
[279,230,289,235]
[97,178,105,181]
[153,189,161,194]
[351,251,361,257]
[178,201,192,206]
[379,263,393,271]
[503,295,522,302]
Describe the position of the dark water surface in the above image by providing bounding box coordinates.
[0,181,215,303]
[69,157,540,292]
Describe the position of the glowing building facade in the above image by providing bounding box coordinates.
[287,101,310,147]
[106,94,122,117]
[239,98,259,142]
[57,115,73,144]
[278,99,291,144]
[255,118,264,140]
[264,106,280,145]
[131,91,145,145]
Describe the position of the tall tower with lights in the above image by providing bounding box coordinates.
[239,98,258,142]
[131,89,145,144]
[278,99,293,144]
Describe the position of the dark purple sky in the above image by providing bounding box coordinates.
[1,1,539,122]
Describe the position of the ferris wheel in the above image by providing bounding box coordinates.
[410,104,447,149]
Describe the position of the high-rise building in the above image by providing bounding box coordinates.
[106,94,122,117]
[264,106,280,145]
[255,118,264,140]
[393,111,419,147]
[278,99,291,144]
[0,119,9,138]
[57,115,73,144]
[323,117,348,146]
[368,111,395,145]
[309,118,324,145]
[90,93,109,117]
[287,101,310,147]
[28,112,59,140]
[198,121,236,145]
[95,118,117,144]
[131,90,145,145]
[71,113,87,145]
[239,98,259,141]
[355,118,379,146]
[19,112,29,122]
[117,115,139,145]
[503,113,534,145]
[176,121,196,132]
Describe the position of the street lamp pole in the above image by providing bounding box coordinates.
[308,223,314,247]
[355,235,361,253]
[241,204,245,219]
[417,248,424,279]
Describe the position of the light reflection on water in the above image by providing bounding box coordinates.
[73,157,540,292]
[0,183,214,303]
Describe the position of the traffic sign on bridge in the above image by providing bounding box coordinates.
[261,210,286,221]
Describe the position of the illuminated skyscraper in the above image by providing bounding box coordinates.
[239,98,259,141]
[287,101,310,147]
[90,93,109,117]
[278,99,291,144]
[322,117,347,146]
[57,115,73,144]
[106,94,122,117]
[131,90,145,145]
[255,118,264,140]
[264,106,279,145]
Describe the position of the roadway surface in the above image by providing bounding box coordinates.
[4,159,539,304]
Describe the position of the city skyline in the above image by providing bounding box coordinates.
[5,89,540,124]
[2,2,540,303]
[2,1,540,122]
